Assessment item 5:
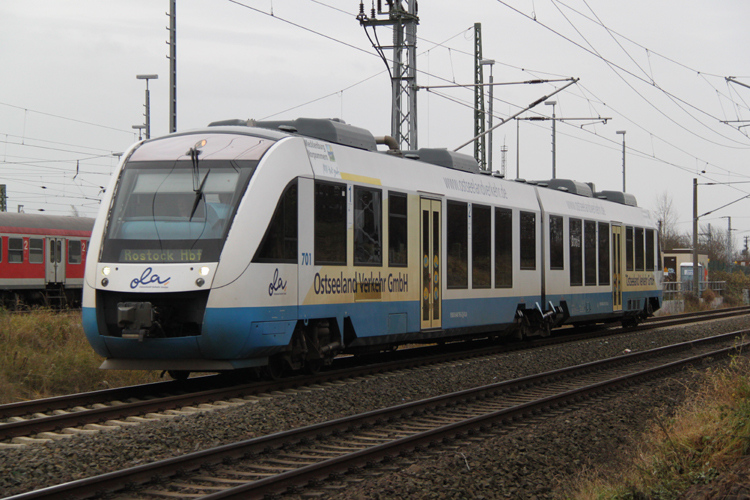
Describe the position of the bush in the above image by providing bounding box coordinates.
[0,309,161,404]
[711,270,750,306]
[683,292,703,312]
[572,354,750,499]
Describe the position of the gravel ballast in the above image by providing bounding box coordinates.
[1,316,749,498]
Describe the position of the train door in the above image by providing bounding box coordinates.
[611,225,622,311]
[45,237,66,284]
[420,198,442,330]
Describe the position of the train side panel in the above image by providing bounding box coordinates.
[82,122,662,374]
[0,216,93,304]
[199,137,311,360]
[536,186,660,326]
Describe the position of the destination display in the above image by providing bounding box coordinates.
[119,249,203,263]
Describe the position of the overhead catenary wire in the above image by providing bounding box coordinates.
[233,0,750,232]
[564,7,750,147]
[2,1,746,220]
[494,0,750,149]
[241,0,750,195]
[0,101,133,135]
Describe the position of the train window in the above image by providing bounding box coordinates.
[549,215,564,270]
[315,182,347,265]
[447,201,468,289]
[69,240,82,264]
[253,180,298,263]
[520,211,536,270]
[472,204,491,288]
[646,229,655,271]
[388,192,408,267]
[8,238,23,263]
[29,239,43,264]
[495,207,512,288]
[569,219,582,286]
[354,186,382,266]
[433,209,440,318]
[584,221,597,286]
[626,226,634,271]
[635,227,645,271]
[598,222,610,285]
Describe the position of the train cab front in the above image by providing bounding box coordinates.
[82,131,275,371]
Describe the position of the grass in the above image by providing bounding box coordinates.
[0,309,161,404]
[571,346,750,499]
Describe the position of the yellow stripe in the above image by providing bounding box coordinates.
[340,173,382,185]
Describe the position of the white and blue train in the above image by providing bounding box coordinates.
[82,118,662,378]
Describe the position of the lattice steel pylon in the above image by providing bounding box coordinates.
[358,1,419,151]
[474,23,486,170]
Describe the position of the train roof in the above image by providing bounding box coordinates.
[207,117,482,174]
[519,179,637,206]
[594,190,638,207]
[0,213,95,233]
[208,118,378,152]
[205,117,639,207]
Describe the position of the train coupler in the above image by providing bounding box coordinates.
[118,302,153,342]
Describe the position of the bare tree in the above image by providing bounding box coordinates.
[699,222,729,263]
[652,191,688,251]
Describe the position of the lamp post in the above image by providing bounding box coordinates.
[136,74,158,139]
[131,125,146,141]
[721,215,733,270]
[516,118,520,179]
[616,130,626,191]
[481,59,495,172]
[545,101,556,178]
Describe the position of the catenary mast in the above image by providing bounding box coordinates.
[358,1,419,151]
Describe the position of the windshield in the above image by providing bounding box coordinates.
[99,133,275,263]
[99,160,255,263]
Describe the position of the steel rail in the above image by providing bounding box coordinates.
[6,329,749,500]
[204,342,746,500]
[1,305,743,421]
[1,307,748,442]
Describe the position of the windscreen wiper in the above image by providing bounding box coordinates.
[189,170,211,221]
[185,139,209,221]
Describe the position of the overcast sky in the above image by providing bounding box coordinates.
[2,0,750,253]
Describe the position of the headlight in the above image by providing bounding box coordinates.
[199,266,210,276]
[102,266,111,276]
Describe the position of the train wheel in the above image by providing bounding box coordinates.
[541,323,551,337]
[305,359,323,375]
[168,370,190,381]
[621,317,638,328]
[264,355,284,381]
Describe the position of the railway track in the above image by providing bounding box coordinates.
[6,326,749,500]
[1,306,747,448]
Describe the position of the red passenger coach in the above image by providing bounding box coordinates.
[0,213,95,307]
